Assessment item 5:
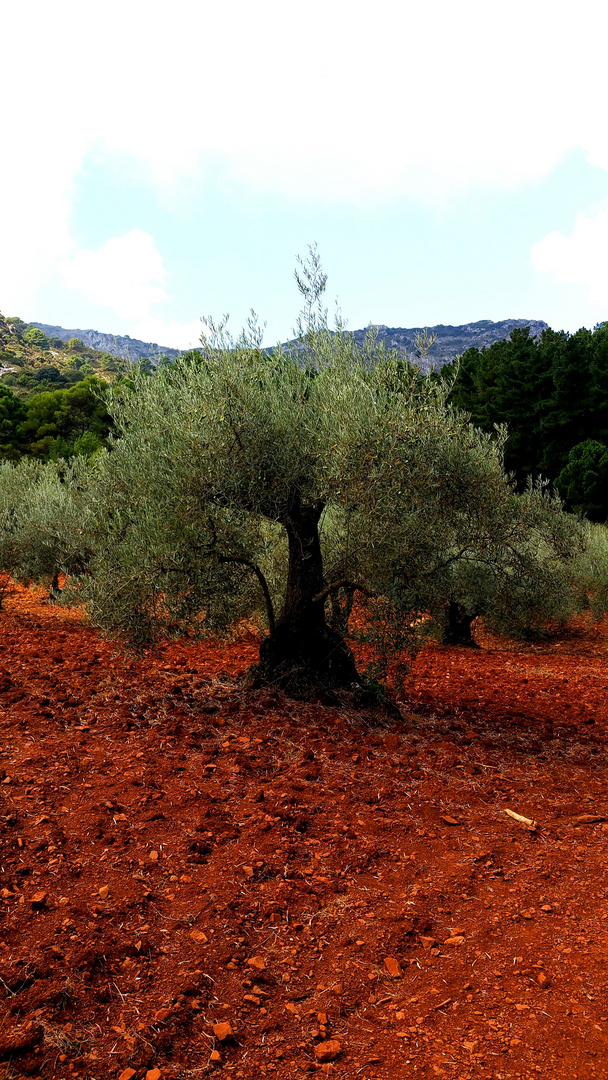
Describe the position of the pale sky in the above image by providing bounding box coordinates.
[3,0,608,349]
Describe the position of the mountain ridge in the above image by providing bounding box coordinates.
[31,317,550,370]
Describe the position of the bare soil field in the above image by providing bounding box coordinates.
[1,585,607,1080]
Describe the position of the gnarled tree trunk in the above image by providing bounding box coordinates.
[256,502,361,694]
[443,600,479,647]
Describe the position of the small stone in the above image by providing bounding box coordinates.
[510,1038,522,1048]
[463,1040,478,1052]
[210,1050,222,1063]
[149,850,159,861]
[520,910,534,920]
[243,865,254,878]
[154,1007,172,1021]
[443,935,465,947]
[537,972,550,988]
[384,956,402,978]
[440,816,461,826]
[118,1070,137,1080]
[541,904,552,912]
[213,1021,234,1041]
[247,955,266,970]
[314,1040,342,1063]
[30,891,48,910]
[419,936,436,950]
[575,814,606,824]
[99,885,109,899]
[190,929,208,944]
[146,1070,162,1080]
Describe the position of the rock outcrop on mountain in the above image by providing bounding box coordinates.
[352,318,549,372]
[31,323,182,362]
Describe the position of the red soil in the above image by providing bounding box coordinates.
[1,585,607,1080]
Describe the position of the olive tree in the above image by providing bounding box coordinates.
[417,473,590,645]
[54,255,587,696]
[0,457,93,601]
[0,460,48,606]
[13,456,94,592]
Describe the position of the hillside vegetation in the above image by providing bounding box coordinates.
[0,314,142,460]
[446,322,608,521]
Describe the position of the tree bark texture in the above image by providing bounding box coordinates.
[256,503,361,694]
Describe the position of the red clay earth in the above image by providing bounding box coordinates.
[1,584,608,1080]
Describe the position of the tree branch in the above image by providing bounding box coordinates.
[217,554,276,634]
[312,579,374,606]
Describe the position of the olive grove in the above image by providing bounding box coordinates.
[0,255,599,697]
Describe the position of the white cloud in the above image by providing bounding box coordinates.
[58,230,166,320]
[532,203,608,307]
[58,231,204,348]
[4,1,608,206]
[128,316,206,352]
[3,0,608,321]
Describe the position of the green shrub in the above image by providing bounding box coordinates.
[23,327,50,349]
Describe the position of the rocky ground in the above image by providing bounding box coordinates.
[0,585,607,1080]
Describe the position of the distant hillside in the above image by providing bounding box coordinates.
[31,323,182,363]
[29,318,549,369]
[0,314,121,390]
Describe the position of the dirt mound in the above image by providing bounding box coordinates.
[1,586,607,1079]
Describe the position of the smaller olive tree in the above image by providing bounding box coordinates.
[0,457,93,601]
[419,476,590,645]
[568,520,608,619]
[0,460,50,606]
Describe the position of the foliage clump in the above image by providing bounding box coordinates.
[446,322,608,520]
